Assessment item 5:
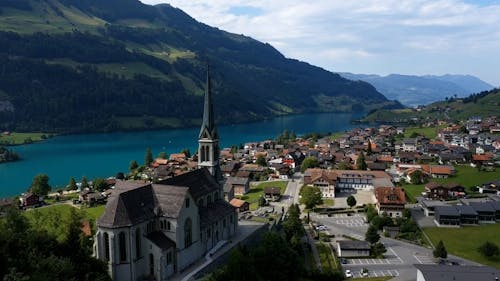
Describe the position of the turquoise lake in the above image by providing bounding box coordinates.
[0,112,364,197]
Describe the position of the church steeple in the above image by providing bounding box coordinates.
[198,65,222,181]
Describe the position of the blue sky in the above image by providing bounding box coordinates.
[141,0,500,86]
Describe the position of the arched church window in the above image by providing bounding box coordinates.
[184,218,192,248]
[119,232,127,262]
[135,228,141,259]
[103,232,110,261]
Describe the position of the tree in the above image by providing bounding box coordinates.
[258,196,267,207]
[129,160,138,172]
[433,240,447,259]
[364,204,377,222]
[478,241,500,258]
[230,145,239,154]
[356,151,367,170]
[181,148,191,158]
[81,176,89,190]
[409,170,423,184]
[346,195,357,208]
[299,186,323,209]
[144,147,153,166]
[337,161,352,170]
[30,174,51,196]
[256,155,267,167]
[365,225,380,244]
[370,242,387,258]
[157,151,167,159]
[68,177,77,191]
[93,178,108,192]
[283,204,304,247]
[300,156,319,172]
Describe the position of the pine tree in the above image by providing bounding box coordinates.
[357,151,367,170]
[433,240,447,259]
[68,177,77,190]
[145,147,153,167]
[365,225,380,244]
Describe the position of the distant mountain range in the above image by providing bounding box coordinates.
[0,0,399,133]
[338,73,494,107]
[362,88,500,124]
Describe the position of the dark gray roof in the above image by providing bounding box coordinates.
[98,181,189,228]
[488,201,500,211]
[226,177,249,186]
[434,206,459,217]
[200,200,235,228]
[414,264,500,281]
[337,240,370,250]
[470,202,495,213]
[159,168,220,200]
[454,205,478,216]
[147,231,175,250]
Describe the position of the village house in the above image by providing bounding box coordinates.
[424,182,465,200]
[223,177,250,196]
[19,192,40,208]
[374,187,406,217]
[229,198,249,213]
[263,186,281,202]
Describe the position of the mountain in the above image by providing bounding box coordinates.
[362,88,500,124]
[339,73,494,107]
[0,0,398,133]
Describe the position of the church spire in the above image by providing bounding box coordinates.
[199,64,217,139]
[198,65,222,181]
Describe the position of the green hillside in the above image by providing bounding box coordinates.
[362,88,500,123]
[0,0,399,133]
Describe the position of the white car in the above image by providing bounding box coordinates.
[345,269,352,278]
[316,225,327,231]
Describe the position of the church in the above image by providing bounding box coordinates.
[94,67,238,281]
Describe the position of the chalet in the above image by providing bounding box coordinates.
[224,177,250,196]
[169,153,186,162]
[19,192,39,208]
[374,187,406,217]
[472,153,494,166]
[336,240,370,257]
[422,165,454,178]
[229,198,249,213]
[264,186,281,202]
[223,181,235,202]
[424,182,465,200]
[402,138,418,152]
[303,168,336,198]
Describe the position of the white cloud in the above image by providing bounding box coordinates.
[141,0,500,85]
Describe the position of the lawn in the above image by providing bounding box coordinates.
[0,132,52,145]
[404,125,445,139]
[321,198,335,207]
[83,204,106,221]
[423,224,500,268]
[403,165,500,202]
[316,242,337,272]
[239,181,288,211]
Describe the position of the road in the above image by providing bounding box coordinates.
[312,212,480,281]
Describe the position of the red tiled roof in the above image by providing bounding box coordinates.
[375,187,406,205]
[473,154,492,161]
[229,198,247,208]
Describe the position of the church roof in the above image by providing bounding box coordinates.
[199,65,218,139]
[147,231,176,250]
[159,168,220,200]
[98,169,218,228]
[200,200,235,228]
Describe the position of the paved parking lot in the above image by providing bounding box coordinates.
[414,254,436,264]
[347,247,403,265]
[350,269,400,278]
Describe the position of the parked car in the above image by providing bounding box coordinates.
[315,224,328,231]
[345,269,352,278]
[340,258,348,264]
[361,268,369,277]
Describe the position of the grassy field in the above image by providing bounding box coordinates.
[423,224,500,268]
[403,165,500,202]
[0,132,52,145]
[316,242,337,272]
[404,125,445,139]
[239,181,288,211]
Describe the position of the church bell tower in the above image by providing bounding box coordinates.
[198,65,222,181]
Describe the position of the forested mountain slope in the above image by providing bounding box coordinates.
[0,0,398,133]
